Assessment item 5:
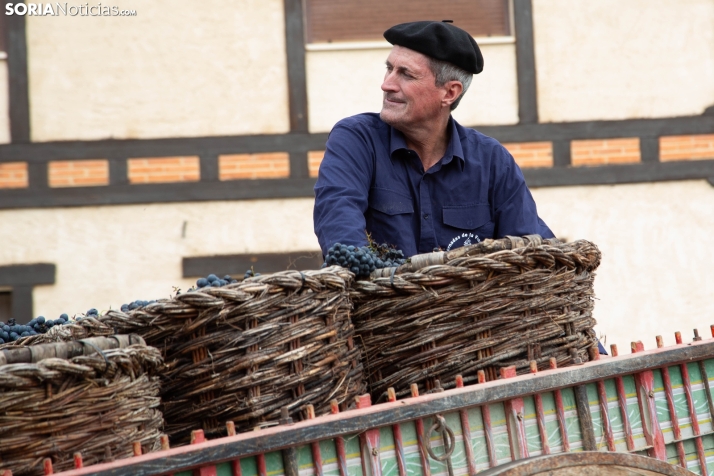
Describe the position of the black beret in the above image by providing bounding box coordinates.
[384,21,483,74]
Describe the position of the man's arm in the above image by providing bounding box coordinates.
[313,123,375,256]
[490,145,555,239]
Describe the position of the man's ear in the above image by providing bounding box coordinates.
[442,81,464,108]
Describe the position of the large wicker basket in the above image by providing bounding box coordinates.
[0,317,115,350]
[0,338,164,476]
[351,235,601,400]
[101,267,365,443]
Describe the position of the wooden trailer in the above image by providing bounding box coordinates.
[29,326,714,476]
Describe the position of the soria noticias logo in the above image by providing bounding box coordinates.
[5,3,137,16]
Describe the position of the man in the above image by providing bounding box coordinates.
[314,21,554,258]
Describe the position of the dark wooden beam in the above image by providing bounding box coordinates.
[4,0,31,142]
[199,153,219,182]
[183,251,323,278]
[478,115,714,143]
[1,159,713,209]
[0,263,56,287]
[0,7,6,53]
[523,160,714,188]
[9,285,32,323]
[3,116,713,164]
[289,151,309,179]
[27,161,48,189]
[0,132,330,162]
[0,178,317,208]
[552,140,571,167]
[283,0,309,133]
[513,0,538,124]
[640,137,660,164]
[108,157,129,186]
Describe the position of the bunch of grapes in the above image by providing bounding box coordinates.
[323,243,407,278]
[243,269,261,279]
[120,300,156,312]
[372,242,408,266]
[195,274,240,290]
[0,315,72,344]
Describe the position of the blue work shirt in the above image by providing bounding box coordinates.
[313,113,554,257]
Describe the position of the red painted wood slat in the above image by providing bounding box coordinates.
[387,388,407,476]
[330,401,349,476]
[631,341,667,461]
[357,394,382,476]
[681,361,708,474]
[501,366,529,461]
[411,384,432,476]
[596,380,616,451]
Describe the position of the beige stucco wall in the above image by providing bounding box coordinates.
[1,181,712,352]
[26,0,290,142]
[0,199,318,319]
[0,60,9,144]
[533,0,714,122]
[532,180,714,352]
[305,41,519,133]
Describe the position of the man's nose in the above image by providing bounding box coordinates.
[381,72,398,92]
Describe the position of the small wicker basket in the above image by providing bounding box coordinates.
[101,267,365,443]
[351,235,601,400]
[0,338,164,476]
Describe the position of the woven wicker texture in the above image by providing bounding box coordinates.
[100,267,365,443]
[0,317,114,350]
[0,344,164,476]
[351,236,601,400]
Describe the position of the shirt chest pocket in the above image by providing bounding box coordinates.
[366,188,415,251]
[442,203,494,236]
[368,187,414,215]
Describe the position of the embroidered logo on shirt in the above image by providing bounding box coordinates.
[446,232,481,251]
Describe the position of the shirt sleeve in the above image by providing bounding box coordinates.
[490,145,555,239]
[313,122,375,256]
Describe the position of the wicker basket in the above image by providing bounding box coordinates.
[100,267,365,443]
[351,235,601,400]
[0,317,115,350]
[0,339,164,476]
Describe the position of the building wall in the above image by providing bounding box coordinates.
[0,59,9,144]
[25,0,290,142]
[533,0,714,122]
[306,40,519,133]
[23,0,714,138]
[532,180,714,352]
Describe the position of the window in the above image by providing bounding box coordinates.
[304,0,512,44]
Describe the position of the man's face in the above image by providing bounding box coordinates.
[380,46,445,131]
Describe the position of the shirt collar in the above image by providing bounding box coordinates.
[388,116,465,171]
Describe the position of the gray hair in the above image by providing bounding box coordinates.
[428,58,473,110]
